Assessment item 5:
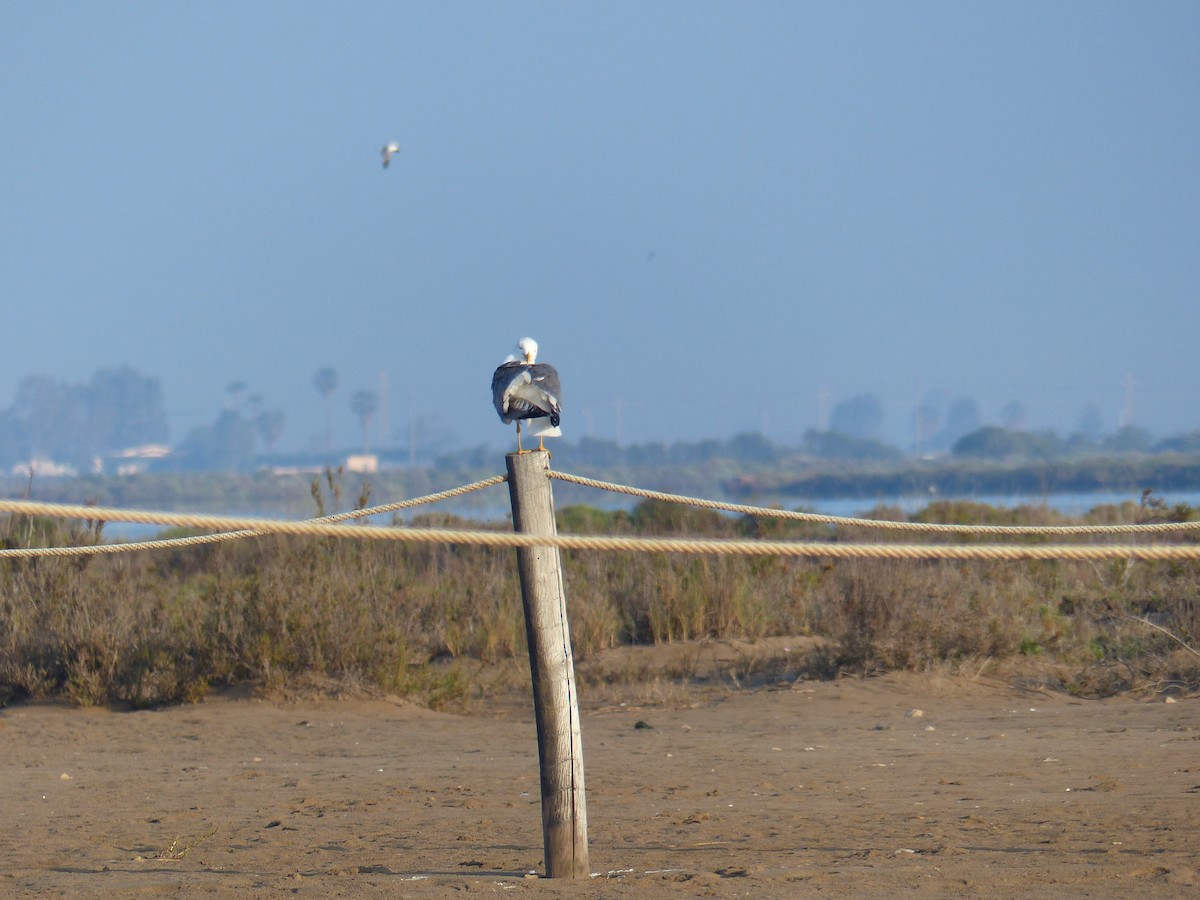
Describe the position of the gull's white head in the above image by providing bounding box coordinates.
[516,337,538,364]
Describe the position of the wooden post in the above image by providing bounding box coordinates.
[506,450,589,879]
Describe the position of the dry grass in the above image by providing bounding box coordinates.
[1,494,1197,709]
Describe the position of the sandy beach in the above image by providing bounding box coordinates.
[1,668,1197,898]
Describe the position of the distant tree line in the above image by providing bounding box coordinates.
[167,367,375,473]
[0,366,168,473]
[2,367,1198,475]
[434,424,1200,472]
[0,365,295,475]
[948,424,1174,460]
[165,380,290,473]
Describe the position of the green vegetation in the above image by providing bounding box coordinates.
[726,452,1200,502]
[9,449,1200,528]
[1,490,1197,709]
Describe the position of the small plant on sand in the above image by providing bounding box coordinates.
[157,825,218,860]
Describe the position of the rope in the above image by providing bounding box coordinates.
[548,470,1200,536]
[0,475,509,558]
[0,498,1198,561]
[319,474,508,520]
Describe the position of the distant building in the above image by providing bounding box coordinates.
[108,443,173,476]
[116,443,172,459]
[268,465,325,476]
[11,457,78,478]
[345,454,378,474]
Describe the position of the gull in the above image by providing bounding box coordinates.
[492,337,562,454]
[381,142,400,168]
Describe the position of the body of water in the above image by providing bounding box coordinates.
[98,487,1200,541]
[808,489,1200,520]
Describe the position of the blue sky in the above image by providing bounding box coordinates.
[3,2,1198,456]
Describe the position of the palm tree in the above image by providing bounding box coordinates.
[313,367,338,458]
[253,410,286,454]
[225,380,248,412]
[351,389,378,454]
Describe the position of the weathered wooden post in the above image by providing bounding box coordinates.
[505,450,589,879]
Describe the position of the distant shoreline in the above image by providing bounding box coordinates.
[4,452,1197,536]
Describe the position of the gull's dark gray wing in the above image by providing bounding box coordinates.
[492,360,524,423]
[527,364,561,423]
[492,361,561,425]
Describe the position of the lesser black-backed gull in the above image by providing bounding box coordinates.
[492,337,561,453]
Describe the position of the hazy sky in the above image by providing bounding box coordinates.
[3,2,1198,455]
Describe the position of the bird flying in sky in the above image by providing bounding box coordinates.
[381,142,400,168]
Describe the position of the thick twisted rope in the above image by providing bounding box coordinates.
[0,498,1198,561]
[0,475,508,558]
[548,470,1200,535]
[320,474,508,519]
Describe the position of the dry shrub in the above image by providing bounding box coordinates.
[806,560,1026,673]
[1,498,1198,707]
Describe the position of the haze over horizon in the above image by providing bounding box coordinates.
[4,3,1198,459]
